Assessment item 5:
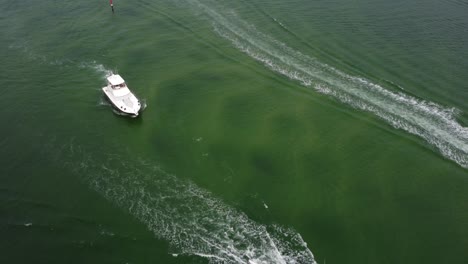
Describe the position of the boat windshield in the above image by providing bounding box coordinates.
[112,83,127,89]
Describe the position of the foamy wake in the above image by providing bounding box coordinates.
[8,41,113,80]
[56,143,316,264]
[8,41,72,66]
[78,61,113,79]
[183,0,468,168]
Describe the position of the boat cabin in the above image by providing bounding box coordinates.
[107,74,127,89]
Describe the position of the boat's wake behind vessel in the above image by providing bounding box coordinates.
[51,141,316,264]
[177,0,468,168]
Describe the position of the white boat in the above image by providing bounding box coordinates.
[102,74,141,117]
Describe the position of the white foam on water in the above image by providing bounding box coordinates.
[78,61,113,80]
[60,145,316,264]
[140,99,148,111]
[182,0,468,168]
[273,18,289,31]
[8,40,73,67]
[9,40,115,82]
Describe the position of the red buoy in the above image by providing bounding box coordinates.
[110,0,114,13]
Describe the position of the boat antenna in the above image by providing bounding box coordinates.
[110,0,114,13]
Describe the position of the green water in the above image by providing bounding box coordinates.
[1,0,467,263]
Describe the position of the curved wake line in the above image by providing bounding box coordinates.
[57,143,316,264]
[78,61,114,79]
[185,0,468,168]
[8,40,113,79]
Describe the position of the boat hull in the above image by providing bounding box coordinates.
[102,87,141,117]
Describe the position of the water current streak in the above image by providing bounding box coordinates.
[58,143,316,264]
[183,0,468,168]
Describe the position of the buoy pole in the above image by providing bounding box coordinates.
[110,0,114,13]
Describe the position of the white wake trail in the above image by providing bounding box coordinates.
[59,144,316,264]
[184,0,468,168]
